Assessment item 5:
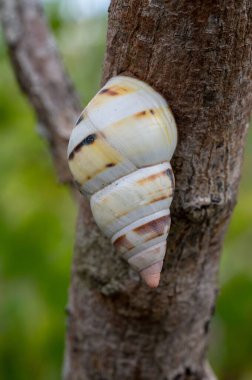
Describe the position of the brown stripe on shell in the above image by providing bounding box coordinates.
[104,106,163,131]
[134,109,157,118]
[137,169,168,186]
[135,110,147,117]
[149,195,169,204]
[113,235,134,251]
[83,160,121,183]
[134,214,170,237]
[68,133,97,160]
[100,191,170,222]
[82,165,116,184]
[99,85,130,97]
[99,88,118,96]
[114,214,171,253]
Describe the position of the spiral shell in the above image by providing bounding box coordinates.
[68,76,177,287]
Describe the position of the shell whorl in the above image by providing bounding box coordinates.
[67,76,177,288]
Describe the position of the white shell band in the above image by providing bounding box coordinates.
[111,209,170,244]
[127,241,167,272]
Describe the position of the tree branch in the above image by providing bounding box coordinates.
[64,1,252,379]
[2,0,252,379]
[0,0,81,182]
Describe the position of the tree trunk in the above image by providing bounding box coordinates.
[1,0,252,379]
[64,1,252,380]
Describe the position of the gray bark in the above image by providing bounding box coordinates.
[1,0,252,379]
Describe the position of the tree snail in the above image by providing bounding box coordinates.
[67,76,177,288]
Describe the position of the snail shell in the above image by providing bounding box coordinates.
[68,76,177,288]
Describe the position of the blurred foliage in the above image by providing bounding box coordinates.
[0,3,251,380]
[0,9,106,380]
[209,127,252,380]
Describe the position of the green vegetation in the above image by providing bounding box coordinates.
[0,10,251,380]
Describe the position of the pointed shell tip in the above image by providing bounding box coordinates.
[141,273,161,288]
[139,260,163,288]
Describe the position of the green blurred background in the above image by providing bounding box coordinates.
[0,1,251,379]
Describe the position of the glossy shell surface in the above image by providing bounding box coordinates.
[68,76,177,287]
[91,162,174,237]
[68,75,177,195]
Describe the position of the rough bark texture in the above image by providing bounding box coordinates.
[1,0,252,380]
[0,0,81,182]
[65,1,252,380]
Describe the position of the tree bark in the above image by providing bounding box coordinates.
[64,1,252,380]
[1,1,252,380]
